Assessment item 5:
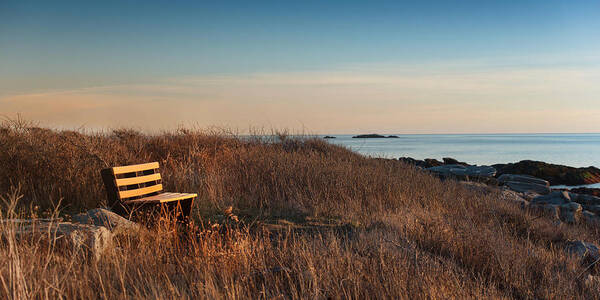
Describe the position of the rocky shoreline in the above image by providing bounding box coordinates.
[399,156,600,226]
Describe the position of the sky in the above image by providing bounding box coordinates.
[1,0,599,133]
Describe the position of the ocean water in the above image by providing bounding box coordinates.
[324,134,600,169]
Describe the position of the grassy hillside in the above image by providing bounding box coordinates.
[1,118,600,299]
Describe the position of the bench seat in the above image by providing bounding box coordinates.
[123,192,197,205]
[100,162,197,219]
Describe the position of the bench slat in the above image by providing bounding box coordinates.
[112,162,159,175]
[119,184,163,199]
[115,173,161,187]
[123,192,197,204]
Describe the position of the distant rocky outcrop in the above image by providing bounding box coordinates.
[323,136,336,139]
[493,160,600,186]
[352,134,399,138]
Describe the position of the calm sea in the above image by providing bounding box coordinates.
[324,134,600,169]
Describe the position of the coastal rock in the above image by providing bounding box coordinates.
[583,211,600,227]
[323,136,336,139]
[503,181,551,195]
[559,202,583,223]
[584,205,600,215]
[10,219,112,259]
[498,174,550,195]
[569,193,600,206]
[493,160,600,186]
[427,164,497,178]
[531,191,571,205]
[72,208,139,232]
[565,240,600,262]
[498,188,530,208]
[571,187,600,197]
[442,157,469,166]
[498,174,550,186]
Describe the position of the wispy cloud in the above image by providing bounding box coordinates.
[2,61,599,133]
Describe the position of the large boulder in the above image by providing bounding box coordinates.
[498,174,550,195]
[72,208,139,232]
[9,219,112,259]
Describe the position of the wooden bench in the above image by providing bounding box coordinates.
[100,162,196,221]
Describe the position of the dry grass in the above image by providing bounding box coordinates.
[1,117,600,299]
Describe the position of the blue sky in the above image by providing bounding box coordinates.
[1,1,599,133]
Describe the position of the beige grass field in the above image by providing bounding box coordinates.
[1,118,599,299]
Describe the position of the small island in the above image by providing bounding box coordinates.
[323,136,336,139]
[352,134,400,139]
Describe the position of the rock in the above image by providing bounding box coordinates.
[323,136,336,139]
[503,181,551,195]
[559,202,582,223]
[427,164,497,178]
[10,219,112,259]
[499,188,530,208]
[72,208,139,232]
[571,187,600,197]
[583,211,600,227]
[352,134,397,138]
[442,157,469,166]
[565,240,600,262]
[530,204,560,220]
[424,158,444,167]
[569,193,600,206]
[585,205,600,215]
[531,191,571,205]
[498,174,550,186]
[493,160,600,186]
[498,174,550,195]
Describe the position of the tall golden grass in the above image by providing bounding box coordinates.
[1,117,600,299]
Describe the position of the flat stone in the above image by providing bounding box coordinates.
[583,211,600,227]
[72,208,139,232]
[531,191,571,205]
[504,181,551,195]
[570,193,600,206]
[10,219,112,259]
[427,164,496,178]
[498,174,550,187]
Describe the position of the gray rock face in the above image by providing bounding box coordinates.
[570,193,600,206]
[566,240,600,262]
[427,164,497,177]
[9,219,112,259]
[498,174,550,186]
[559,202,583,224]
[498,174,550,195]
[73,208,139,232]
[583,211,600,227]
[498,188,530,208]
[503,181,550,195]
[531,191,571,205]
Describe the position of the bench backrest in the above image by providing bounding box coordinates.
[101,162,163,208]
